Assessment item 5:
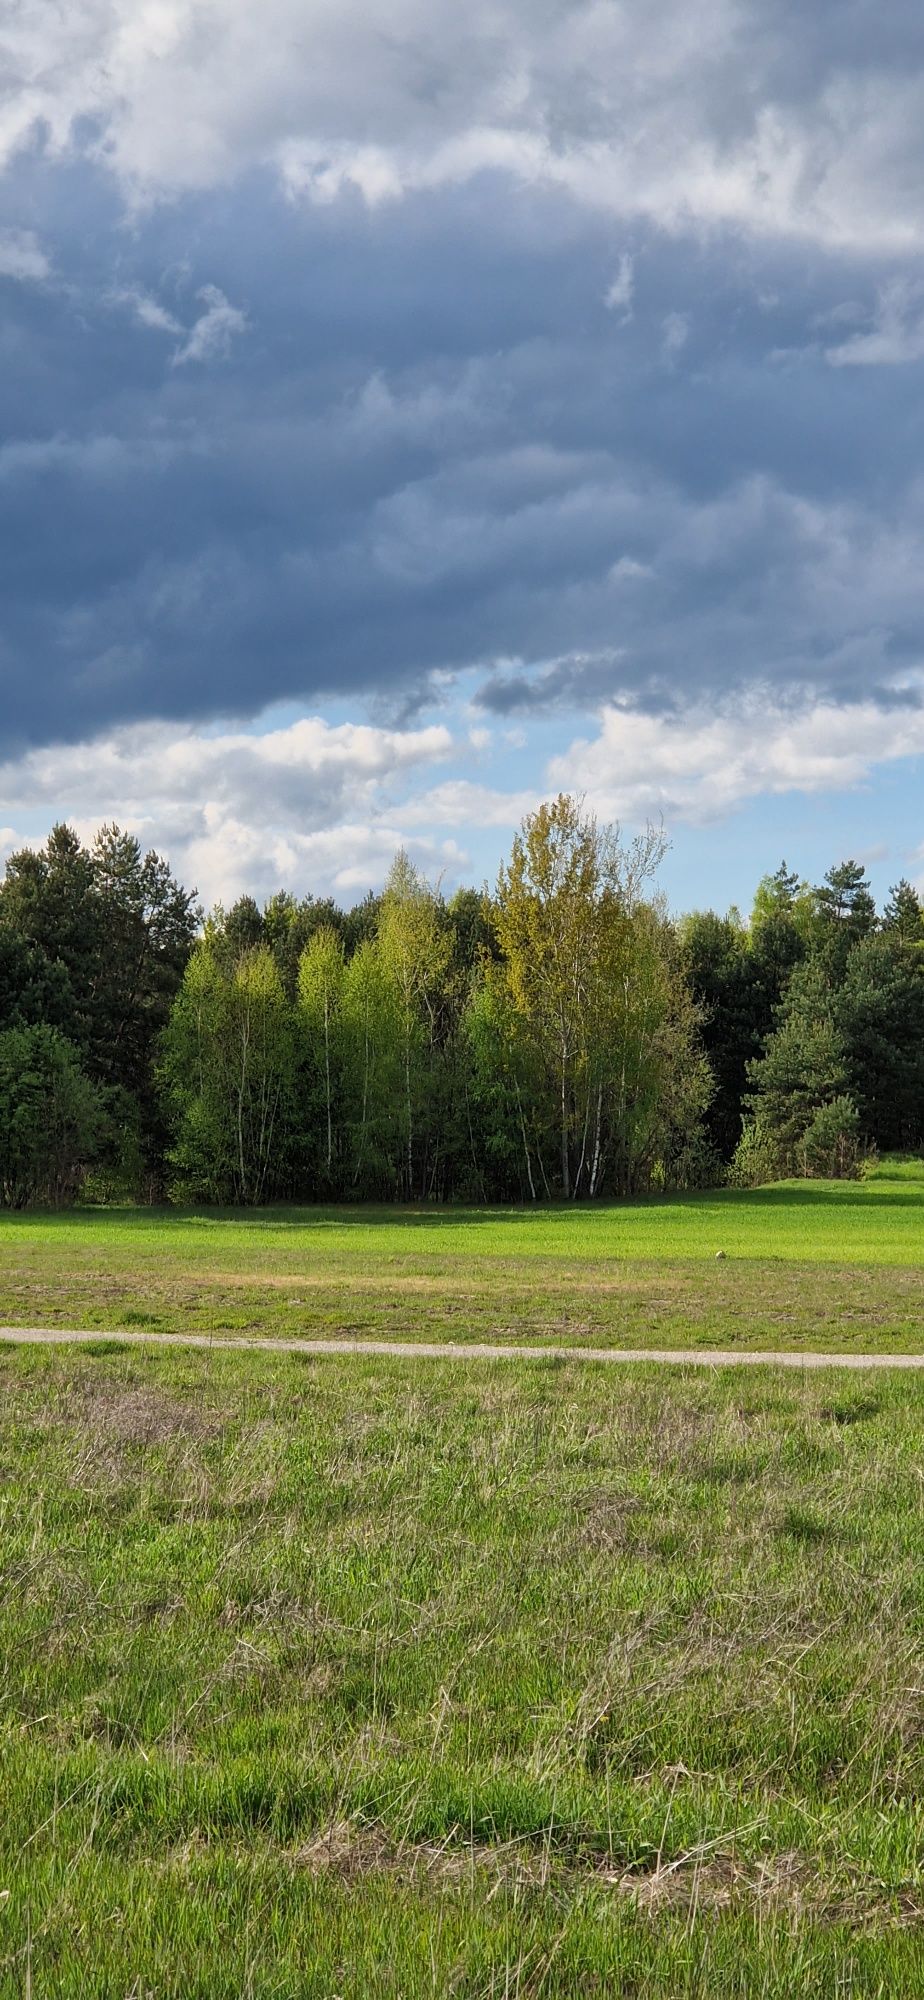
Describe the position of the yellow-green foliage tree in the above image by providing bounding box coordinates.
[297,925,346,1177]
[161,941,295,1203]
[493,796,709,1196]
[377,852,453,1198]
[340,938,399,1192]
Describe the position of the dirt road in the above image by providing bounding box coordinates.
[2,1326,924,1368]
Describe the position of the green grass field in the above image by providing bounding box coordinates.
[3,1165,924,1990]
[3,1338,924,1995]
[1,1157,923,1353]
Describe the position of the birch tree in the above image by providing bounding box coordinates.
[377,853,451,1197]
[297,925,346,1177]
[494,795,704,1197]
[160,943,295,1203]
[463,964,551,1200]
[341,939,398,1191]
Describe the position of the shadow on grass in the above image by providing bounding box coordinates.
[3,1159,922,1231]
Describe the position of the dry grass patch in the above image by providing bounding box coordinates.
[73,1383,226,1447]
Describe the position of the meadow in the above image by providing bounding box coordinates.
[3,1163,924,1993]
[3,1338,924,1995]
[1,1157,923,1354]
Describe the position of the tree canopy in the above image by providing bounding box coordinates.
[2,807,922,1205]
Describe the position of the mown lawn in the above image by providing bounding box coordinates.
[0,1157,923,1353]
[3,1340,924,1995]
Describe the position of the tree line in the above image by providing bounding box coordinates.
[1,800,923,1207]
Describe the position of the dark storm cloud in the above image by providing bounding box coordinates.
[2,131,924,753]
[476,653,635,716]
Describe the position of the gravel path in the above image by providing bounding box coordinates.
[2,1326,924,1369]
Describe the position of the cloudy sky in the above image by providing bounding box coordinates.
[3,0,924,911]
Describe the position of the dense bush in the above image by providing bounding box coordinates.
[800,1096,865,1180]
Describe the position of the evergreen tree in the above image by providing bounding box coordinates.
[680,911,765,1159]
[814,860,876,971]
[0,926,72,1035]
[0,824,198,1190]
[0,825,102,1051]
[882,879,924,945]
[218,896,265,963]
[737,957,851,1180]
[263,892,348,997]
[750,861,818,948]
[0,1026,102,1208]
[342,892,383,956]
[837,933,924,1151]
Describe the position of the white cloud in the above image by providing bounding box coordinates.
[605,253,634,318]
[0,712,454,904]
[5,684,924,909]
[826,279,924,367]
[172,285,247,366]
[549,686,924,825]
[110,285,183,334]
[3,0,924,253]
[0,227,50,282]
[661,311,689,363]
[180,811,466,904]
[400,779,537,829]
[608,556,653,581]
[109,280,248,358]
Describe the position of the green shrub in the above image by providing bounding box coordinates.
[799,1095,865,1180]
[728,1119,787,1187]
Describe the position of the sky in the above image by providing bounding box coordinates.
[2,0,924,915]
